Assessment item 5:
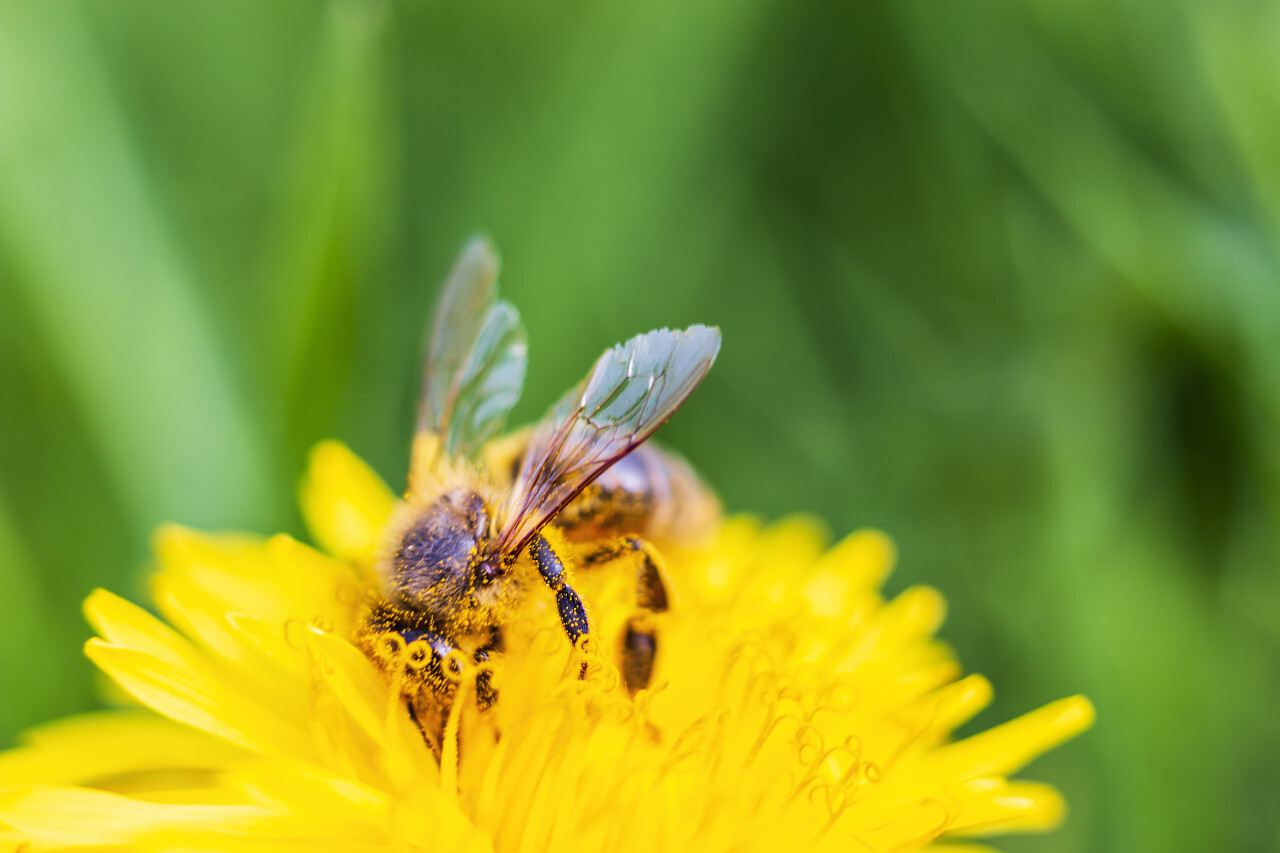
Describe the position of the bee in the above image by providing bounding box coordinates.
[359,237,720,749]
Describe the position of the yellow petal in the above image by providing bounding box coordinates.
[84,640,312,760]
[947,779,1067,835]
[83,589,192,669]
[0,785,275,845]
[806,529,897,616]
[0,711,246,787]
[222,760,389,825]
[299,441,398,562]
[922,695,1096,781]
[302,627,435,788]
[154,527,358,633]
[149,575,312,714]
[0,830,27,853]
[84,587,312,752]
[921,674,995,741]
[876,586,948,652]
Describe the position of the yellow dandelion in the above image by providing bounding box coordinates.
[0,441,1093,852]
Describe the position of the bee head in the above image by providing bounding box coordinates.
[392,489,505,614]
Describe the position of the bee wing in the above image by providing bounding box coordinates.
[496,324,720,558]
[417,237,528,459]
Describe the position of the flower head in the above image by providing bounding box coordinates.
[0,441,1092,852]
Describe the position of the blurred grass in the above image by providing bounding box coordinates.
[1,1,1279,850]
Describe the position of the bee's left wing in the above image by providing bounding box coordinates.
[417,237,528,460]
[496,325,720,560]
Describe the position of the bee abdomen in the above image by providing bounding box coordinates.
[552,444,718,544]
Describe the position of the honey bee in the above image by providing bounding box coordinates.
[360,237,720,749]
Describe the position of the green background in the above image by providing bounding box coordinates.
[1,2,1277,850]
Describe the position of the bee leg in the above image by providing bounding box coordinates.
[365,618,459,756]
[579,536,670,694]
[621,616,658,694]
[397,621,499,712]
[529,533,592,675]
[366,616,457,689]
[473,626,503,710]
[579,537,671,611]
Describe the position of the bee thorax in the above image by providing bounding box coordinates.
[391,489,502,615]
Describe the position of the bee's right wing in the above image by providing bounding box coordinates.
[496,324,720,559]
[417,237,528,460]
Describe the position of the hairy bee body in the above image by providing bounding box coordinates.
[375,440,716,648]
[484,436,718,546]
[357,238,720,753]
[553,444,718,545]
